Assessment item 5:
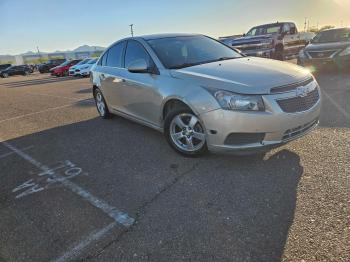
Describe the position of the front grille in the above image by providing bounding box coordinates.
[231,42,262,50]
[224,133,265,145]
[270,77,314,94]
[307,50,339,59]
[283,119,318,140]
[277,88,319,113]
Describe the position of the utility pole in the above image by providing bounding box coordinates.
[36,46,42,64]
[129,24,134,37]
[304,17,307,32]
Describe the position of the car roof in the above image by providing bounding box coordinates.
[251,22,290,28]
[139,33,201,40]
[117,33,201,42]
[321,27,350,32]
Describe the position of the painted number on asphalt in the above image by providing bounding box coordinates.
[12,160,85,199]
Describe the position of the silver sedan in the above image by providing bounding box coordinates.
[90,34,321,156]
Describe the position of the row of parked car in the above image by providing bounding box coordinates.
[38,57,98,77]
[0,64,33,78]
[0,57,98,78]
[220,22,350,70]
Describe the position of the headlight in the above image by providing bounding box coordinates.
[214,90,265,111]
[338,46,350,56]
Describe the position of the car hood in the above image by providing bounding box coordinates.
[170,57,311,95]
[305,41,350,51]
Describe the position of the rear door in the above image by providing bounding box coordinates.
[99,41,127,110]
[11,66,20,76]
[283,23,301,56]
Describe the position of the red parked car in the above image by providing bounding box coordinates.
[50,59,82,77]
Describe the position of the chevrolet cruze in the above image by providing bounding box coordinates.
[90,34,321,156]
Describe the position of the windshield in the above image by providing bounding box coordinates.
[59,61,70,66]
[312,28,350,43]
[246,25,282,36]
[88,59,97,64]
[76,58,90,66]
[147,35,242,69]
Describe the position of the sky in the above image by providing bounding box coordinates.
[0,0,349,55]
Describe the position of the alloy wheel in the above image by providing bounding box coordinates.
[95,91,106,116]
[169,113,206,152]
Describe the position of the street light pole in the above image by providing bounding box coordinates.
[129,24,134,37]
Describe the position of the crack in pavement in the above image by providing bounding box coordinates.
[81,163,199,261]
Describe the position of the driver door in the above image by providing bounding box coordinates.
[118,40,161,126]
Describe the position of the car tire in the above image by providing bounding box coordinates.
[274,50,284,61]
[93,88,112,119]
[164,108,207,157]
[2,73,9,78]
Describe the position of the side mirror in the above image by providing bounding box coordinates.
[242,33,246,37]
[127,59,149,73]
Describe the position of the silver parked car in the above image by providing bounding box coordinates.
[90,34,321,156]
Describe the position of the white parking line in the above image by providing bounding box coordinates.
[53,222,117,262]
[0,145,34,159]
[0,98,94,124]
[1,140,134,227]
[322,90,350,120]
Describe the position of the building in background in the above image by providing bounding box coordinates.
[0,46,105,65]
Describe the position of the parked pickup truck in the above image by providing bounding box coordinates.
[220,22,315,60]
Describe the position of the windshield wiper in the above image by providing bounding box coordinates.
[216,57,238,61]
[168,62,202,69]
[169,57,240,69]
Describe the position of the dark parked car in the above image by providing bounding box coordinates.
[0,64,12,71]
[220,22,314,60]
[0,65,32,78]
[298,27,350,70]
[38,59,66,73]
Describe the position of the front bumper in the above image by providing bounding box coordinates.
[77,69,90,76]
[200,86,321,154]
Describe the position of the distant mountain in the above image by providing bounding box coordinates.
[0,45,106,59]
[73,45,105,52]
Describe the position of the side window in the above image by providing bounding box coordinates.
[289,23,297,34]
[283,23,291,34]
[101,51,108,66]
[125,40,152,68]
[106,41,125,67]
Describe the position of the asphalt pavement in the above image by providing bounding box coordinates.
[0,68,349,262]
